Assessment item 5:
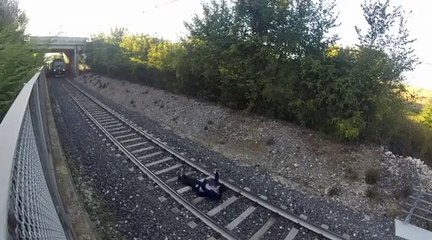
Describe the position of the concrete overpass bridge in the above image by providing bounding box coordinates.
[30,36,88,77]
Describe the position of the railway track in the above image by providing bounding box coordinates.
[62,79,348,240]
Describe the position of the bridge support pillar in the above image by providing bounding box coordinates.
[73,47,79,77]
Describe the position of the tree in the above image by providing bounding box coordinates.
[81,0,431,163]
[85,32,129,78]
[0,0,42,121]
[120,34,158,64]
[347,0,418,140]
[356,0,418,79]
[181,0,340,109]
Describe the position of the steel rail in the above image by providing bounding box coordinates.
[63,86,238,240]
[66,80,347,240]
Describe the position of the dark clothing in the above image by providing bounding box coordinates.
[179,172,222,200]
[180,175,202,192]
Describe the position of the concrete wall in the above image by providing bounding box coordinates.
[395,219,432,240]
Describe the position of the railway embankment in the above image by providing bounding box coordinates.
[76,73,432,217]
[57,73,429,237]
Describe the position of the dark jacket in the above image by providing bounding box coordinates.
[180,171,222,200]
[197,172,221,200]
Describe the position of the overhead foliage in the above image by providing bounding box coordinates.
[0,0,43,122]
[83,0,431,163]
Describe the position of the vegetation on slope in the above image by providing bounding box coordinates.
[0,0,43,122]
[84,0,432,164]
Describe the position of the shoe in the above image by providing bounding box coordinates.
[177,168,184,182]
[214,168,219,182]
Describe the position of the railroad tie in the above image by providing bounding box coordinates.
[165,171,193,183]
[154,163,183,175]
[284,227,299,240]
[91,112,108,116]
[191,197,205,205]
[105,122,122,128]
[187,221,198,229]
[111,129,129,135]
[96,115,113,119]
[207,196,238,217]
[131,146,155,154]
[116,133,136,139]
[95,115,112,121]
[125,142,147,148]
[138,151,163,160]
[120,137,142,144]
[226,206,257,230]
[109,126,126,132]
[177,186,191,194]
[99,119,118,125]
[145,157,173,167]
[93,115,111,119]
[249,217,277,240]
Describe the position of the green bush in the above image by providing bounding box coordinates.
[419,100,432,129]
[385,116,432,166]
[82,0,432,165]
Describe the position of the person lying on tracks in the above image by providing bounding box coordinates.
[178,169,223,200]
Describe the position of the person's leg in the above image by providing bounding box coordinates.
[213,169,224,194]
[180,175,201,192]
[214,170,219,184]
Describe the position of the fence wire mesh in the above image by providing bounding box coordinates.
[7,107,66,239]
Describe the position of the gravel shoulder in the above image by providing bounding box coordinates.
[47,85,98,240]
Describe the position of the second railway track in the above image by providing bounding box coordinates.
[62,79,348,240]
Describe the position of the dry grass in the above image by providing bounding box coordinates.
[365,168,380,185]
[344,166,358,180]
[365,186,379,199]
[327,185,341,197]
[407,86,432,106]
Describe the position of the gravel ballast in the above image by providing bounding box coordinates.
[49,79,215,239]
[49,74,432,239]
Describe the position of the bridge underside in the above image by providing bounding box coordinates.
[30,36,87,77]
[46,48,79,77]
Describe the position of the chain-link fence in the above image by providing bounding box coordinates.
[0,69,68,239]
[8,108,66,239]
